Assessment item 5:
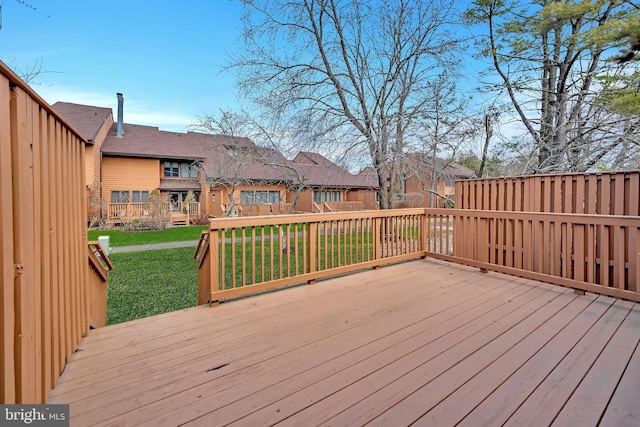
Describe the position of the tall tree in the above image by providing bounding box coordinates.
[467,0,640,173]
[231,0,462,208]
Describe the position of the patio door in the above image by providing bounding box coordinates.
[169,192,181,213]
[211,190,223,217]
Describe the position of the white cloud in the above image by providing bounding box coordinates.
[34,86,195,132]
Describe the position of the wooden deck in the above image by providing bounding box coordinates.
[48,259,640,426]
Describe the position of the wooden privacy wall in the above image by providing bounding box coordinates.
[0,61,90,404]
[455,171,640,215]
[443,209,640,296]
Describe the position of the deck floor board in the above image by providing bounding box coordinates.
[47,259,640,427]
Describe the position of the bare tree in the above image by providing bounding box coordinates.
[194,110,313,215]
[231,0,462,208]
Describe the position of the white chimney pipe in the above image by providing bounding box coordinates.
[116,93,124,138]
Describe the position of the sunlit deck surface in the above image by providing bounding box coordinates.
[49,259,640,426]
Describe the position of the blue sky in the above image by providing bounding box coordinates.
[0,0,243,131]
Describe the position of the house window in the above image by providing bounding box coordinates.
[111,191,130,203]
[313,191,341,202]
[165,161,199,178]
[269,191,280,204]
[164,161,179,177]
[240,190,280,204]
[256,191,268,204]
[181,163,190,178]
[131,191,149,203]
[240,191,255,204]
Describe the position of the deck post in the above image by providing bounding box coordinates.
[308,222,317,274]
[209,229,219,306]
[419,211,427,259]
[477,217,489,273]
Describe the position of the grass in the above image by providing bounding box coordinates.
[106,247,198,325]
[88,226,208,247]
[103,222,417,324]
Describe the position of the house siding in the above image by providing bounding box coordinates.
[84,145,95,185]
[291,191,314,212]
[82,114,113,188]
[102,157,160,202]
[347,189,378,210]
[91,115,112,187]
[404,176,447,207]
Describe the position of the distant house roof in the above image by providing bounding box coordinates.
[54,100,378,190]
[51,102,113,144]
[445,162,475,178]
[291,152,377,189]
[404,153,476,179]
[74,114,375,190]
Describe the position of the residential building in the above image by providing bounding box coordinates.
[402,153,475,207]
[53,94,378,225]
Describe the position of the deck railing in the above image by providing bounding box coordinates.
[107,201,200,223]
[108,202,149,220]
[445,209,639,299]
[328,201,364,211]
[238,203,282,216]
[195,209,431,304]
[196,208,640,305]
[87,242,113,328]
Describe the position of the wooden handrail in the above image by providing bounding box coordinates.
[197,208,640,306]
[87,242,113,281]
[199,209,427,304]
[194,231,210,267]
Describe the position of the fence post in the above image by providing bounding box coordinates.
[477,217,489,272]
[209,229,219,306]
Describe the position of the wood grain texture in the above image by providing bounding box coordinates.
[47,260,639,426]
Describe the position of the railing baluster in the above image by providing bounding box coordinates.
[198,209,640,304]
[270,225,274,281]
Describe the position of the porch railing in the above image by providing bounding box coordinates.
[238,203,283,216]
[108,202,149,220]
[196,208,640,305]
[325,201,365,211]
[107,202,200,223]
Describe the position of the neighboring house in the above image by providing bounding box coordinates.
[288,152,378,212]
[402,153,475,207]
[53,95,377,225]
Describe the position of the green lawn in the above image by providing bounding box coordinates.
[88,226,208,247]
[102,223,407,325]
[106,247,198,325]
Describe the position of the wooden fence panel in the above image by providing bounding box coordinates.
[0,61,109,404]
[456,171,640,215]
[425,209,640,300]
[0,69,16,405]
